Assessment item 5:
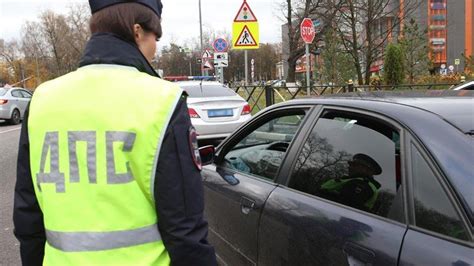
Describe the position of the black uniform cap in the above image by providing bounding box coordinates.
[351,153,382,175]
[89,0,163,17]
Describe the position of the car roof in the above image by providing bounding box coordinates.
[175,81,225,86]
[285,90,474,134]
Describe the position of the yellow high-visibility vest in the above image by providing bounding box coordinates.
[28,65,182,265]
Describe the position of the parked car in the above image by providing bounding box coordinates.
[176,81,252,140]
[267,79,286,87]
[452,81,474,90]
[198,90,474,265]
[0,87,32,124]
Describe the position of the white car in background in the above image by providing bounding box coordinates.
[0,87,32,125]
[177,81,252,140]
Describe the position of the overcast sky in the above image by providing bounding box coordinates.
[0,0,284,50]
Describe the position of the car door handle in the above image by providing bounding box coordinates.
[343,241,375,264]
[240,196,256,215]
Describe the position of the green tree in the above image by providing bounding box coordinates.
[157,43,190,76]
[384,43,404,85]
[320,29,356,84]
[399,19,430,82]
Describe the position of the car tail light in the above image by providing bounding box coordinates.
[241,104,251,115]
[0,99,8,105]
[188,108,200,118]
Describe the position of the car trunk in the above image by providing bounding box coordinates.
[187,96,245,122]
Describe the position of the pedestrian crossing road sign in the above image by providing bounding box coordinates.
[232,22,259,49]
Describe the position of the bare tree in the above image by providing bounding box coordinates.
[39,11,70,75]
[281,0,343,82]
[65,3,90,64]
[21,22,49,86]
[19,5,90,83]
[0,40,25,84]
[331,0,422,84]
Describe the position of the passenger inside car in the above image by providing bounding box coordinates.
[319,153,383,211]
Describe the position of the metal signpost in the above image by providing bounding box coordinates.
[213,38,229,84]
[232,0,259,86]
[300,18,316,96]
[454,58,460,72]
[440,64,447,75]
[251,58,255,84]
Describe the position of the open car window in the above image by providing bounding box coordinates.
[288,109,405,222]
[222,109,307,181]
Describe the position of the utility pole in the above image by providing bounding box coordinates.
[199,0,204,76]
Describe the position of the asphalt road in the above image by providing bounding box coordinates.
[0,121,21,266]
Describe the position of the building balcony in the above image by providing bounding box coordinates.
[430,3,446,10]
[430,38,446,45]
[429,25,446,30]
[431,14,446,21]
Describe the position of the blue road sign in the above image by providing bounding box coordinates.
[213,38,228,53]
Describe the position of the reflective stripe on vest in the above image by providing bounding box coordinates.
[46,224,161,252]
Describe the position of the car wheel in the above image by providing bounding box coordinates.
[9,109,21,125]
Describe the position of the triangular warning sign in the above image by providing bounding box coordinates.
[234,1,257,22]
[203,59,213,70]
[234,25,257,47]
[202,50,212,59]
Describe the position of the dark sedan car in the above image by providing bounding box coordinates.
[199,91,474,266]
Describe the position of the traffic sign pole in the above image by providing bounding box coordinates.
[306,44,310,96]
[300,18,315,96]
[245,50,248,86]
[220,67,224,84]
[251,58,255,84]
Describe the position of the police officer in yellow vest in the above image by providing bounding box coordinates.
[320,153,382,211]
[13,1,217,265]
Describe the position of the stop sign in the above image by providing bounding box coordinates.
[300,18,315,44]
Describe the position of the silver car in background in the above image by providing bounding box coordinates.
[177,81,252,140]
[0,87,32,125]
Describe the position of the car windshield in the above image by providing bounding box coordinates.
[180,84,237,98]
[0,88,7,96]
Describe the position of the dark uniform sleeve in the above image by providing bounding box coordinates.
[13,106,46,266]
[155,97,217,266]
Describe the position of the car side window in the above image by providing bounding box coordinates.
[289,110,404,222]
[11,90,23,98]
[20,90,32,98]
[223,110,306,181]
[410,145,469,241]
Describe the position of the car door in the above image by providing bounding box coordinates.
[399,138,474,265]
[258,107,408,265]
[201,106,310,265]
[19,90,32,118]
[10,89,24,111]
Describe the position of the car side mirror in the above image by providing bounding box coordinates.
[199,145,215,166]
